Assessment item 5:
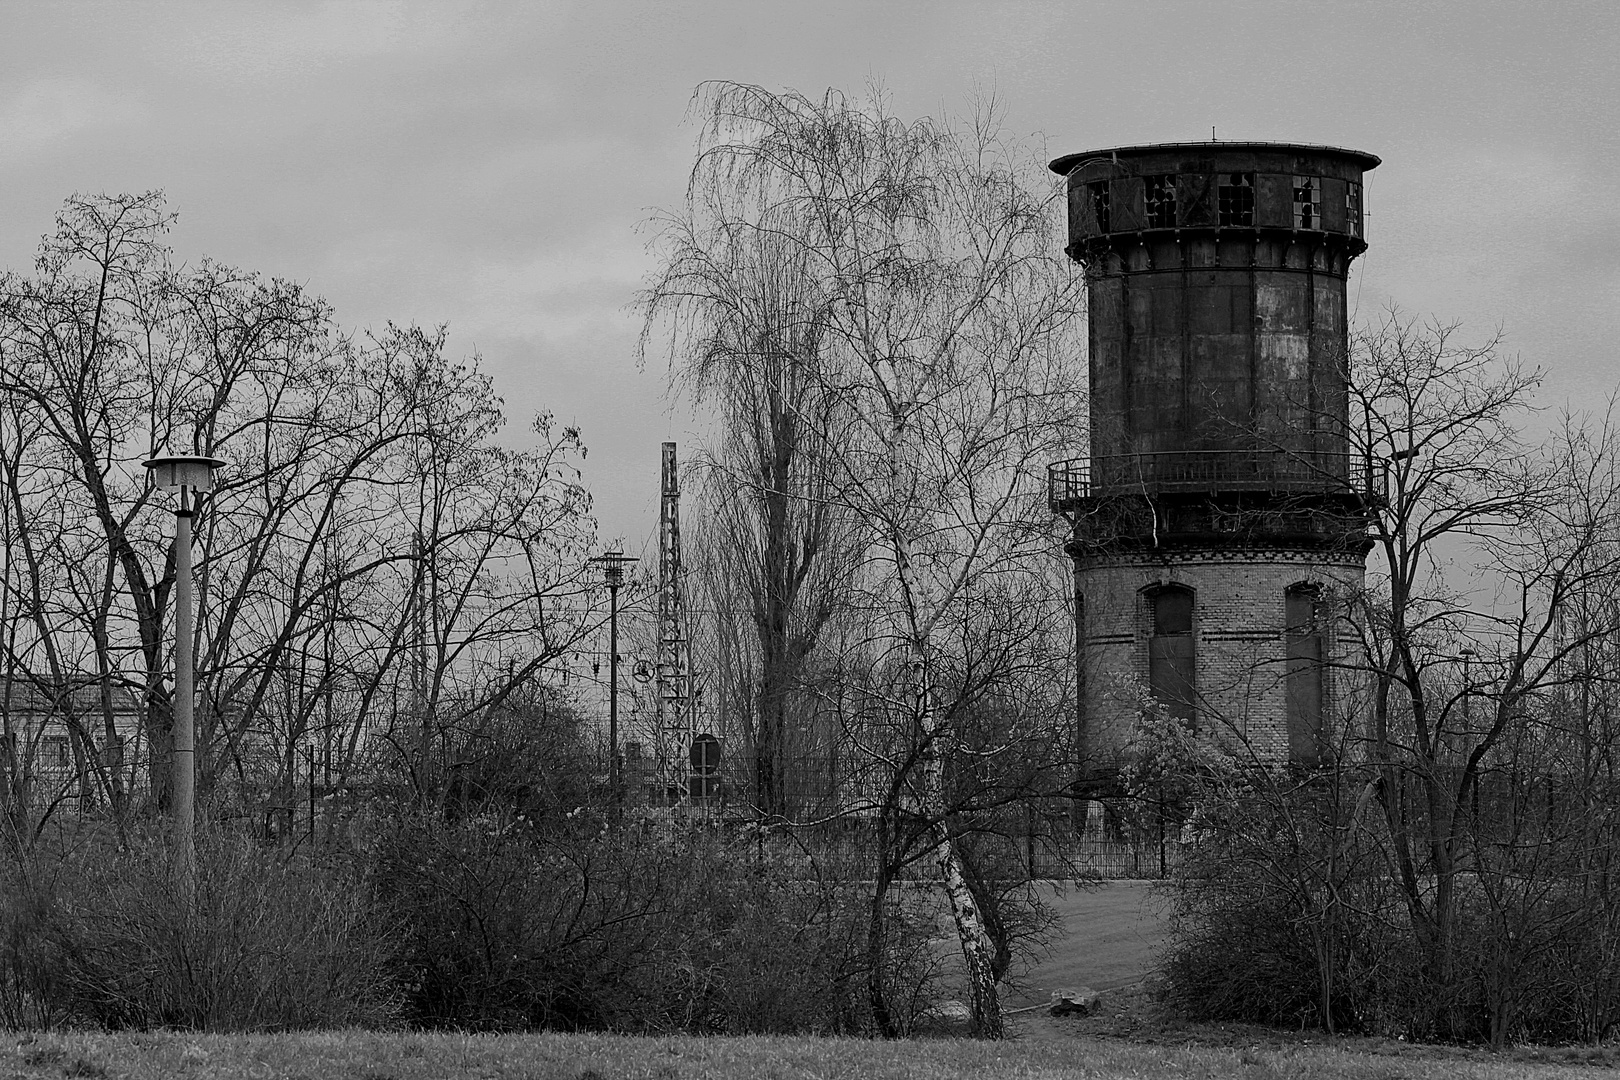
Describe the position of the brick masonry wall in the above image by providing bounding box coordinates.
[1079,547,1367,765]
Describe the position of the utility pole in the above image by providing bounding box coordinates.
[592,549,636,818]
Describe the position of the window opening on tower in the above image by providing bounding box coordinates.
[1088,180,1111,233]
[1293,175,1321,229]
[1145,174,1177,228]
[1285,585,1326,765]
[1147,586,1197,725]
[1345,181,1362,238]
[1217,172,1254,226]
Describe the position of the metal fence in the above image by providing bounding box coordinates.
[787,816,1182,882]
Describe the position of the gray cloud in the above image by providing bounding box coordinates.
[2,0,1614,549]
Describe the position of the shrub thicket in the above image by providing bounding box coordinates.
[1157,757,1620,1044]
[1157,776,1398,1034]
[1,828,397,1030]
[0,811,945,1035]
[371,812,940,1034]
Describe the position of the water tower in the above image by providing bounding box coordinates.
[1048,142,1379,771]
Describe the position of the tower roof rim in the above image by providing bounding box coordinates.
[1049,141,1382,176]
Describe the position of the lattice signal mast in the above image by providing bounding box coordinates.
[656,442,692,790]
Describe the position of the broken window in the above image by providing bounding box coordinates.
[1148,586,1196,724]
[1285,585,1325,765]
[1087,180,1111,233]
[1217,172,1254,226]
[1345,181,1362,238]
[1293,175,1321,229]
[1145,174,1177,228]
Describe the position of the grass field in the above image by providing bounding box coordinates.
[9,1027,1617,1080]
[1004,880,1168,1007]
[914,878,1166,1010]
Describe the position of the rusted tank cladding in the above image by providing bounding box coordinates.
[1052,143,1379,472]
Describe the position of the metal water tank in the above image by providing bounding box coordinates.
[1048,142,1379,550]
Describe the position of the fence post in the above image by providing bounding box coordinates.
[1023,803,1036,880]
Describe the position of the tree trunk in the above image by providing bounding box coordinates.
[754,666,787,816]
[916,669,1004,1037]
[931,818,1004,1038]
[865,844,899,1037]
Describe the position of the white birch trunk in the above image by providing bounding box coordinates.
[925,752,1004,1037]
[891,515,1004,1037]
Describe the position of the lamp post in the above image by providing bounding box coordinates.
[1459,647,1475,727]
[143,454,225,897]
[590,549,636,817]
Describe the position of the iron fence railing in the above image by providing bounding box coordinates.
[1048,450,1373,509]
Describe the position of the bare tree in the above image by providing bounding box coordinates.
[643,179,860,818]
[1342,313,1620,1039]
[0,193,598,845]
[644,82,1086,1037]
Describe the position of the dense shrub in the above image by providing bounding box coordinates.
[0,810,954,1036]
[0,865,59,1029]
[1,827,397,1030]
[1158,762,1620,1044]
[372,812,940,1034]
[1157,776,1399,1034]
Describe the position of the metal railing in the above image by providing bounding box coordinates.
[1048,450,1371,509]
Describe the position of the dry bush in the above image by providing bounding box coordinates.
[1157,771,1402,1035]
[373,813,940,1035]
[1158,764,1620,1044]
[6,827,397,1030]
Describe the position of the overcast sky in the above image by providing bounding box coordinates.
[3,1,1615,558]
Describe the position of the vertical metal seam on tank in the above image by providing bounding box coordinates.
[1120,246,1135,459]
[1180,224,1191,450]
[1306,237,1318,463]
[1248,239,1259,455]
[1340,242,1353,520]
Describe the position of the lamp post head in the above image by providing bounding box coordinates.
[590,549,636,590]
[143,455,227,495]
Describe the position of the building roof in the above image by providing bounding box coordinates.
[1049,141,1382,176]
[1,678,142,717]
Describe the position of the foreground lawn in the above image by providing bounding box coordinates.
[6,1029,1617,1080]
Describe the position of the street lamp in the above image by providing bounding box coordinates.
[590,549,636,817]
[1459,647,1475,727]
[143,454,225,896]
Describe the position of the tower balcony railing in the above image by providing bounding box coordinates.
[1048,450,1373,510]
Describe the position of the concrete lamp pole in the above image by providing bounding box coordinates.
[143,454,226,899]
[1459,647,1475,727]
[590,549,636,819]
